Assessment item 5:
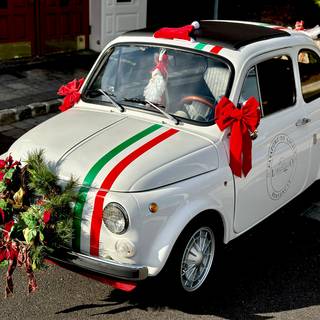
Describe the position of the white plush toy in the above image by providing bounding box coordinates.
[143,49,169,104]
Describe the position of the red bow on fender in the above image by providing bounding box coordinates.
[215,96,260,177]
[57,78,85,112]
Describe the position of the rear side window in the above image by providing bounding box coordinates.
[239,55,296,117]
[298,49,320,103]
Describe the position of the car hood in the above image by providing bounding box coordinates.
[8,109,218,192]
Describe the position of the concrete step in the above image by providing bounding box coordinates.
[0,49,99,125]
[0,99,62,126]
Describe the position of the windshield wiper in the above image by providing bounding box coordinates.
[123,97,179,125]
[86,89,125,113]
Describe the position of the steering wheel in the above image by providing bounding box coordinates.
[179,95,215,109]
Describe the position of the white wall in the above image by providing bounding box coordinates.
[89,0,147,52]
[89,0,102,52]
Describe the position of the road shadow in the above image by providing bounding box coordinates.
[0,134,15,154]
[57,182,320,319]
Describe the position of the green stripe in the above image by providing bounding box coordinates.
[72,123,162,250]
[194,43,207,50]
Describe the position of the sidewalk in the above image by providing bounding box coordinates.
[0,50,99,126]
[0,113,57,154]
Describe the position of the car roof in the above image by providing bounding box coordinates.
[193,21,291,49]
[124,20,291,50]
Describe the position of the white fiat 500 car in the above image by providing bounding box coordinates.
[3,20,320,293]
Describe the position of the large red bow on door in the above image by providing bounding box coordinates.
[215,96,260,177]
[57,78,85,112]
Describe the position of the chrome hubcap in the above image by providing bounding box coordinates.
[180,227,215,292]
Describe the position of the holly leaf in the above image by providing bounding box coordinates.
[0,260,8,268]
[23,227,33,244]
[32,261,37,271]
[13,187,24,208]
[0,199,7,210]
[28,231,34,243]
[32,229,37,238]
[4,168,14,180]
[21,209,38,229]
[39,231,44,243]
[0,182,6,193]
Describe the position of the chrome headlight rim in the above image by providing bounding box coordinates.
[103,202,129,235]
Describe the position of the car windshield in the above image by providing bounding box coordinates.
[84,45,232,124]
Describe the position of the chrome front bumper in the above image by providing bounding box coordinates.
[50,249,149,281]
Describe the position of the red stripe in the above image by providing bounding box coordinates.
[76,272,137,292]
[210,46,223,54]
[90,128,179,256]
[272,26,287,30]
[45,259,136,292]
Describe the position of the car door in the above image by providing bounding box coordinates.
[296,47,320,187]
[233,50,311,233]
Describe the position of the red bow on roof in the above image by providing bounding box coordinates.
[215,96,260,177]
[57,78,85,112]
[154,21,200,41]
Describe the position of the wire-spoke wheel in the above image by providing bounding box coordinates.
[180,226,215,292]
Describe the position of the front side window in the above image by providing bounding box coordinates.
[239,55,296,117]
[298,49,320,103]
[84,45,232,125]
[239,67,260,105]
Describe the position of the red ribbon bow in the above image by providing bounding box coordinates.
[57,78,85,112]
[215,96,260,177]
[154,24,194,41]
[0,220,37,297]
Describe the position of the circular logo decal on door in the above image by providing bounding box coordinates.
[267,134,297,200]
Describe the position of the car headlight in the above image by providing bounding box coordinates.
[103,202,129,234]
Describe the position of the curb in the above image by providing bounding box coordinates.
[0,99,62,126]
[0,50,99,73]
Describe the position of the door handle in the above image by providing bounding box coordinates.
[296,117,311,127]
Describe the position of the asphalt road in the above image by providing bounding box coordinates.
[2,116,320,319]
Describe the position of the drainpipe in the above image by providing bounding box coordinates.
[213,0,219,19]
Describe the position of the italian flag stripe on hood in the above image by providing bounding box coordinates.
[72,124,162,251]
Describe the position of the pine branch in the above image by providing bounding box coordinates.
[26,150,58,196]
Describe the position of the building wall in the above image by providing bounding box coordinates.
[0,0,89,60]
[89,0,147,52]
[89,0,102,52]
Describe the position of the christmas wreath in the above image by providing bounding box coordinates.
[0,151,76,297]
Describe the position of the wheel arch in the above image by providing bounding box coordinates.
[146,208,227,277]
[178,209,226,246]
[156,209,226,289]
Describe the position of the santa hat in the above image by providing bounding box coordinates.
[154,21,200,41]
[295,20,304,31]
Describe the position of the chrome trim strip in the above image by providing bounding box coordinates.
[50,249,148,281]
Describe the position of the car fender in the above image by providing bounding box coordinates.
[132,167,234,276]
